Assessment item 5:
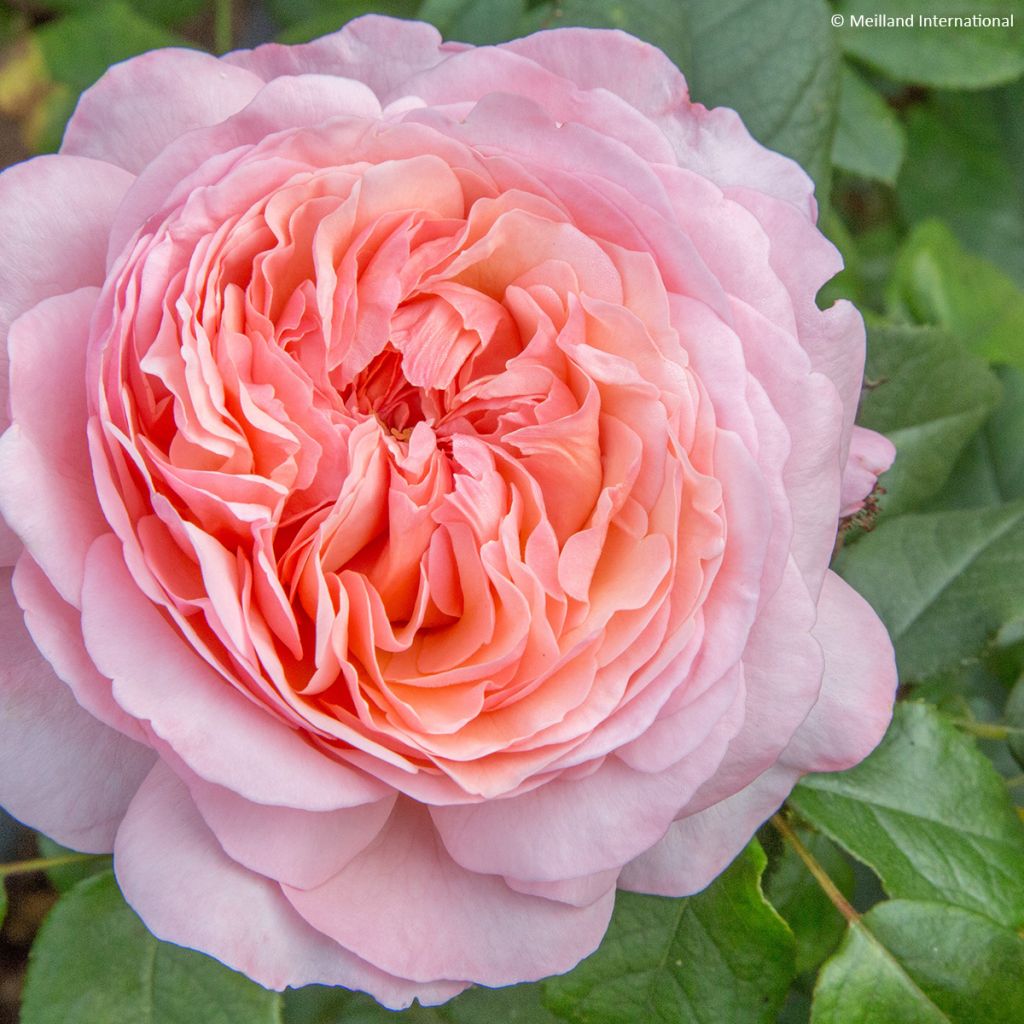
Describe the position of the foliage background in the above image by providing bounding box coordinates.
[1,0,1023,1021]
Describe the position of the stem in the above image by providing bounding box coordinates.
[0,852,107,878]
[949,718,1024,740]
[214,0,232,54]
[770,814,860,925]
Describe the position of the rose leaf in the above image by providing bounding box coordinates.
[541,840,796,1024]
[856,323,1002,516]
[790,703,1024,929]
[21,870,282,1024]
[832,0,1024,89]
[811,900,1024,1024]
[831,63,906,185]
[834,501,1024,681]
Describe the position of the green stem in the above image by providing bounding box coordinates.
[0,852,107,878]
[771,813,860,925]
[949,717,1024,740]
[214,0,232,54]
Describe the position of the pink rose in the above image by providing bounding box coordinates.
[0,17,896,1006]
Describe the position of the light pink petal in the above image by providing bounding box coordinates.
[781,570,896,773]
[618,765,797,897]
[0,522,19,569]
[662,102,816,213]
[114,763,466,1005]
[284,799,615,986]
[184,767,397,890]
[620,571,895,896]
[0,564,154,851]
[13,555,146,741]
[0,155,132,431]
[503,26,690,117]
[504,867,620,908]
[840,425,896,517]
[80,534,391,811]
[62,49,264,174]
[0,288,107,605]
[224,14,448,98]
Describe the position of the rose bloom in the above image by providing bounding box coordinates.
[0,16,896,1006]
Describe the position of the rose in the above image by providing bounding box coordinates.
[0,16,896,1006]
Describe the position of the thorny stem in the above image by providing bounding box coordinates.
[0,852,107,879]
[770,813,860,925]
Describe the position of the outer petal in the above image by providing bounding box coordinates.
[284,799,616,986]
[62,49,265,174]
[184,767,397,890]
[0,155,132,431]
[14,555,146,741]
[620,570,896,896]
[0,288,107,605]
[840,425,896,517]
[80,534,391,811]
[0,563,154,851]
[114,762,466,1006]
[224,14,449,98]
[502,27,689,117]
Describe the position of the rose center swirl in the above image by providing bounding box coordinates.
[92,139,726,786]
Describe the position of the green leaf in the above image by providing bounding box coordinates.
[833,0,1024,89]
[888,220,1024,369]
[542,841,795,1024]
[35,3,187,94]
[35,834,110,894]
[899,86,1024,287]
[835,502,1024,680]
[21,871,282,1024]
[855,324,1001,515]
[275,0,420,43]
[0,876,7,932]
[283,986,405,1024]
[791,703,1024,929]
[812,900,1024,1023]
[765,828,854,974]
[933,366,1024,509]
[1004,674,1024,768]
[831,63,905,184]
[418,0,529,44]
[543,0,839,195]
[284,980,556,1024]
[22,0,205,27]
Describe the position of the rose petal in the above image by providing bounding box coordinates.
[0,564,153,851]
[284,798,615,986]
[0,288,107,605]
[0,155,133,432]
[619,570,895,895]
[840,425,896,517]
[62,49,264,174]
[114,762,466,1005]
